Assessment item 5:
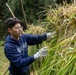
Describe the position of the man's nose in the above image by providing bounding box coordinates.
[19,27,24,34]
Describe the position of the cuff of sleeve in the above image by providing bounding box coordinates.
[30,56,35,61]
[41,34,47,41]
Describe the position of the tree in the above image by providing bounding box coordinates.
[19,0,27,28]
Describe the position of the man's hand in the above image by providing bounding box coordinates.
[47,31,56,38]
[34,47,48,59]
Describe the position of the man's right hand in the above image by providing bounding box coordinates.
[34,47,48,59]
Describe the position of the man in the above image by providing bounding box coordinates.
[4,17,53,75]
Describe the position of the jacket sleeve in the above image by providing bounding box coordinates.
[23,34,47,45]
[4,44,35,68]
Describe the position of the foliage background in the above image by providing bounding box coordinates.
[0,0,73,40]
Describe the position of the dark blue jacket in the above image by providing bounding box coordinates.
[4,34,47,74]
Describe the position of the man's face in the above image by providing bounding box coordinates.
[8,23,23,39]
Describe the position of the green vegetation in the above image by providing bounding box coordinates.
[0,0,76,75]
[25,3,76,75]
[0,46,9,75]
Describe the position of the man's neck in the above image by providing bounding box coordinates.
[11,35,19,40]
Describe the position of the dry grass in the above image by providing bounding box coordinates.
[0,46,9,75]
[24,25,46,34]
[46,3,76,42]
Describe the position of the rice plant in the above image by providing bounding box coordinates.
[24,3,76,75]
[37,3,76,75]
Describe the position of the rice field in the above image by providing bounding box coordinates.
[0,3,76,75]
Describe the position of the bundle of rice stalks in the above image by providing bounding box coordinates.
[24,24,46,35]
[37,4,76,75]
[46,4,76,42]
[38,34,76,75]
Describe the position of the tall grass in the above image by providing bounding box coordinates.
[24,3,76,75]
[37,3,76,75]
[38,36,76,75]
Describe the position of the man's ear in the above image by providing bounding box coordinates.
[8,28,12,33]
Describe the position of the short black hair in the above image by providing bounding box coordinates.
[6,17,21,29]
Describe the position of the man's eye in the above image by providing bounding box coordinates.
[15,26,23,29]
